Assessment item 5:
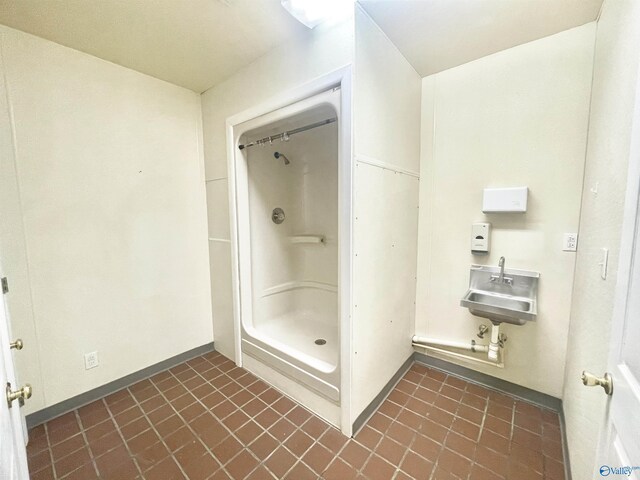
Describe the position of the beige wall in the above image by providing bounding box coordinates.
[0,26,212,412]
[352,6,422,419]
[201,21,353,361]
[415,24,596,398]
[562,1,640,478]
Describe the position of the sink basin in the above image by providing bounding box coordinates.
[465,292,532,311]
[460,264,539,325]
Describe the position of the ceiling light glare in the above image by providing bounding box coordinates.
[281,0,354,29]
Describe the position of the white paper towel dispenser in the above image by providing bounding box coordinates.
[482,187,528,213]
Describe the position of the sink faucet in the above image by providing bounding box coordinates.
[490,256,513,285]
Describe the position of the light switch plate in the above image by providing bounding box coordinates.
[563,233,578,251]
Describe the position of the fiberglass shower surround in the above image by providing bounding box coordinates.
[233,88,341,406]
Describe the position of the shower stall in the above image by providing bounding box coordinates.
[227,78,351,427]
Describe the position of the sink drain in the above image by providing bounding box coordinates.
[314,339,327,345]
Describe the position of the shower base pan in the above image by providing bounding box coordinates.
[242,313,339,403]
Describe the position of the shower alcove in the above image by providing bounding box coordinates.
[227,77,351,429]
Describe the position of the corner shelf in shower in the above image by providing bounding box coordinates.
[289,235,325,244]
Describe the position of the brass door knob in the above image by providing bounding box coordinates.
[6,382,32,408]
[581,371,613,395]
[9,339,23,350]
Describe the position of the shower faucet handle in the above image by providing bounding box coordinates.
[272,208,285,224]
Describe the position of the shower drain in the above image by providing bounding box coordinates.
[314,339,327,345]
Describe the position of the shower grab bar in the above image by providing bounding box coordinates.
[238,118,337,150]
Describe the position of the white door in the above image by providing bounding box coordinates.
[594,59,640,479]
[0,269,30,479]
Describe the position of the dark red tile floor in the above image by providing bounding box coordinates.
[27,351,565,479]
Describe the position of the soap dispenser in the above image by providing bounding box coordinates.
[471,223,490,255]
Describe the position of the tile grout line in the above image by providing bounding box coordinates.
[427,373,451,480]
[393,403,423,480]
[509,401,516,443]
[471,381,490,480]
[355,418,386,477]
[103,395,146,479]
[43,422,58,479]
[407,379,437,479]
[70,409,101,479]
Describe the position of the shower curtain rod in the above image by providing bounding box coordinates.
[238,117,337,150]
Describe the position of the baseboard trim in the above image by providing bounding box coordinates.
[414,352,562,412]
[558,405,573,480]
[26,342,214,428]
[351,354,414,435]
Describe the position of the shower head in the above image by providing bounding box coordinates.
[274,152,290,165]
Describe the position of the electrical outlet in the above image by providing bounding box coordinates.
[563,233,578,252]
[84,351,99,370]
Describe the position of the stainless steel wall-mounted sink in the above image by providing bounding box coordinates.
[460,263,539,325]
